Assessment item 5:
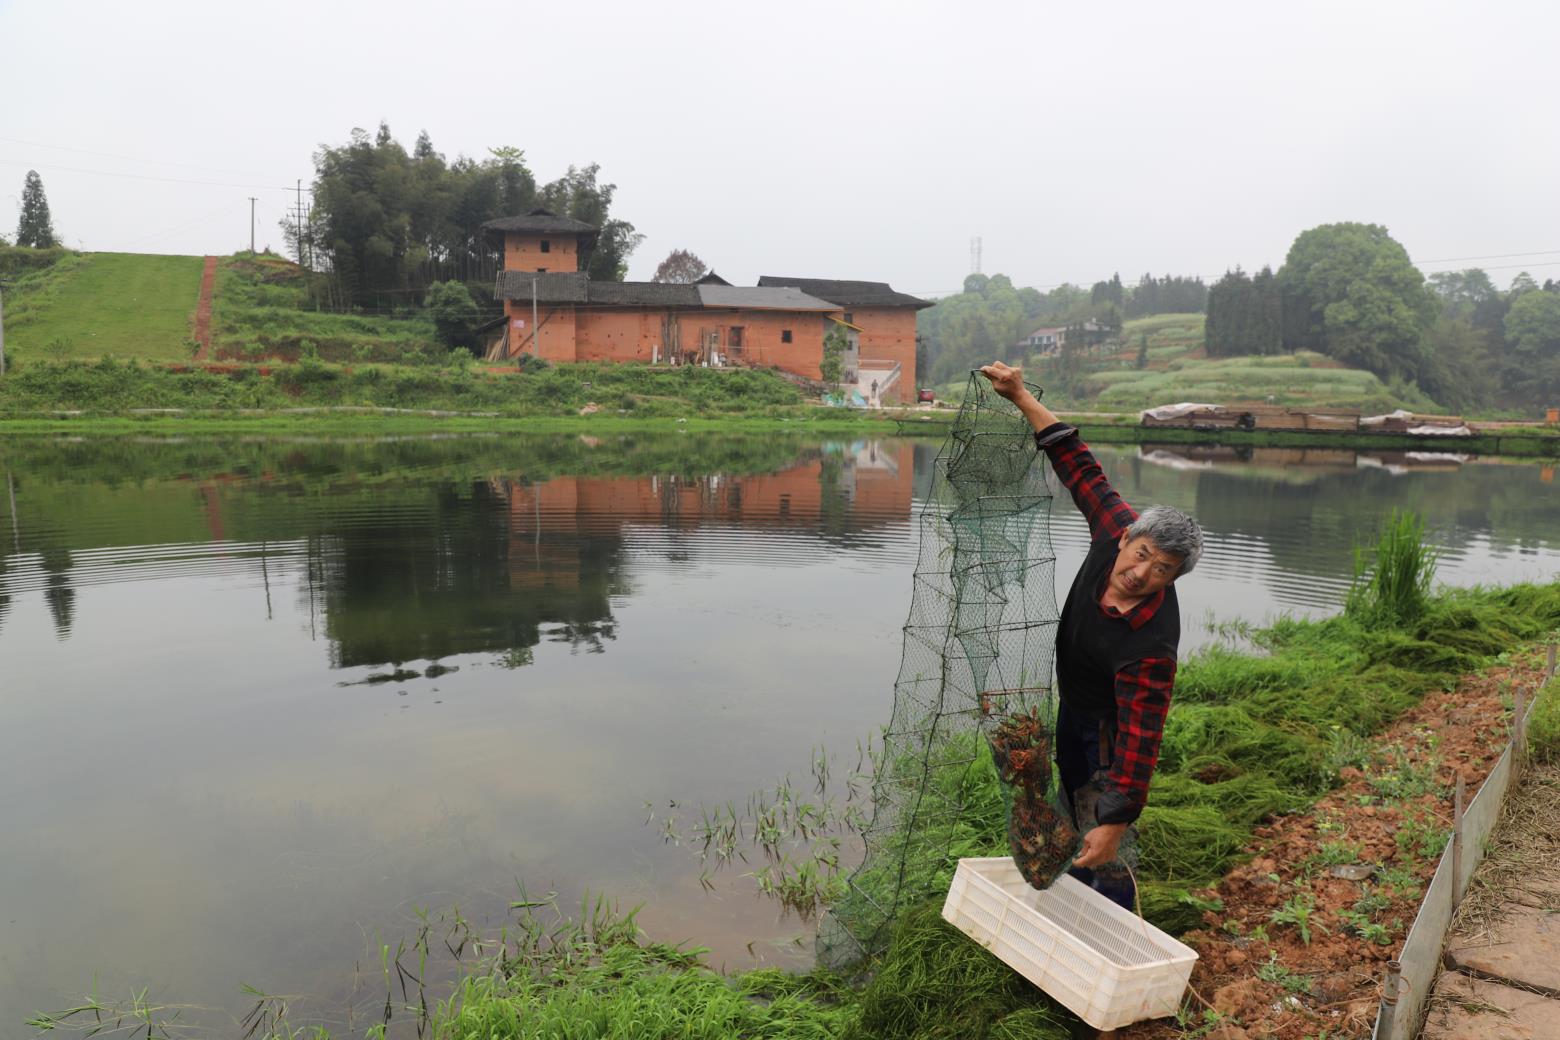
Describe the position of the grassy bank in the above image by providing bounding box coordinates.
[0,251,205,361]
[208,252,442,361]
[0,356,902,429]
[33,578,1560,1040]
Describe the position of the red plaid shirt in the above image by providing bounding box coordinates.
[1036,423,1175,821]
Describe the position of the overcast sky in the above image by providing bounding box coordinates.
[2,0,1556,296]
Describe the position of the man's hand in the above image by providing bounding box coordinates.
[980,361,1061,433]
[979,362,1030,403]
[1072,822,1128,869]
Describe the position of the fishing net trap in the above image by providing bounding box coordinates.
[818,373,1078,968]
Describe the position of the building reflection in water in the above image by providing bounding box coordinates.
[315,441,916,670]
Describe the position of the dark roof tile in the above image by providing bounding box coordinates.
[481,207,599,236]
[756,275,933,309]
[494,270,590,302]
[588,281,701,307]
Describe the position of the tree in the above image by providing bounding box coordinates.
[1503,290,1560,407]
[1278,222,1435,380]
[537,163,643,281]
[15,170,58,248]
[1135,334,1149,370]
[426,280,480,349]
[1418,316,1496,411]
[291,127,638,308]
[1428,268,1497,320]
[652,249,708,283]
[821,324,848,386]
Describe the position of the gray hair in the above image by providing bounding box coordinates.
[1126,505,1204,577]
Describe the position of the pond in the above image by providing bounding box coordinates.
[1,432,1557,1030]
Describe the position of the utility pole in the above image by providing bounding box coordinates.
[0,279,9,376]
[295,180,303,268]
[532,278,540,364]
[248,196,257,253]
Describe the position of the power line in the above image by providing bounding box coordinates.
[0,135,288,180]
[1416,248,1560,265]
[0,157,306,193]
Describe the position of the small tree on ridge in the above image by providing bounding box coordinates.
[16,170,58,248]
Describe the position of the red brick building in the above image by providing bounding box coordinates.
[485,210,930,403]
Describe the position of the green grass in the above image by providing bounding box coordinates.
[0,356,821,417]
[209,252,441,361]
[1087,352,1433,412]
[1,251,205,361]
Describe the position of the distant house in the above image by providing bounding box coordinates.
[1013,320,1110,359]
[483,210,931,403]
[1017,325,1067,357]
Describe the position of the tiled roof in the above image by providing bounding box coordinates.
[494,271,591,302]
[756,276,933,309]
[588,281,701,306]
[698,285,839,311]
[481,208,598,235]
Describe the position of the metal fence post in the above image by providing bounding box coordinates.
[1451,774,1465,905]
[1376,960,1403,1040]
[1514,687,1528,778]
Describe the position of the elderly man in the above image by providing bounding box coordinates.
[981,362,1203,909]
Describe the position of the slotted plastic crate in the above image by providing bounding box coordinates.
[941,857,1198,1030]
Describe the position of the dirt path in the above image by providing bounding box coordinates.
[1421,761,1560,1039]
[1118,646,1557,1040]
[192,255,217,359]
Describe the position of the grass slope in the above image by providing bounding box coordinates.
[936,314,1433,415]
[3,251,204,361]
[1098,315,1434,412]
[209,252,440,360]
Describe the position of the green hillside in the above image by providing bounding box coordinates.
[2,250,205,361]
[936,314,1433,414]
[1100,314,1435,412]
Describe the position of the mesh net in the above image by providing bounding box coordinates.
[817,373,1070,968]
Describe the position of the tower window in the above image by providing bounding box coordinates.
[781,329,793,343]
[540,240,551,253]
[843,312,854,324]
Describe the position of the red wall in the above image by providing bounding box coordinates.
[504,233,580,272]
[850,307,919,403]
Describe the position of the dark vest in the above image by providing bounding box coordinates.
[1056,535,1181,720]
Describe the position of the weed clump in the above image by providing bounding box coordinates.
[1346,509,1438,626]
[846,903,1072,1040]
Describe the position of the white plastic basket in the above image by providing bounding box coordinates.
[941,857,1198,1030]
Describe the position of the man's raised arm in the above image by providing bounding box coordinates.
[979,362,1137,542]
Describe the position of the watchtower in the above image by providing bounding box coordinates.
[482,208,598,274]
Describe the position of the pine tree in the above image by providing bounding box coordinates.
[15,170,58,248]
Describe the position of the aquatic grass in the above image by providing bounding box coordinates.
[843,904,1072,1040]
[1346,509,1439,627]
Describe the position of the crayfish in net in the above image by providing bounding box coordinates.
[985,705,1079,888]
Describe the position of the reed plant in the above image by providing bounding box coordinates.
[1345,508,1439,627]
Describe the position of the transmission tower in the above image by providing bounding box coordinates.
[970,236,983,275]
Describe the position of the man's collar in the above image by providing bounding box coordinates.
[1096,580,1168,630]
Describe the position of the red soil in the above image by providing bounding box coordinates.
[192,255,218,359]
[1120,649,1552,1040]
